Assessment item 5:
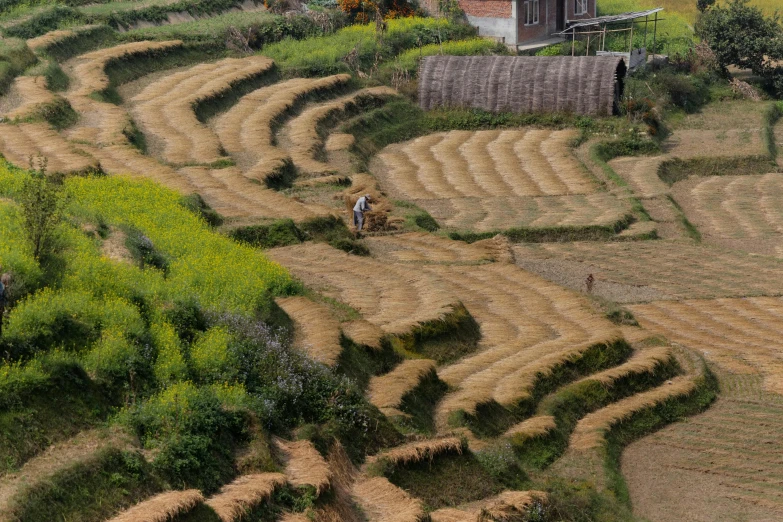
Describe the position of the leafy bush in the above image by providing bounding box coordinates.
[123,382,248,492]
[229,219,303,249]
[191,326,237,382]
[652,71,709,112]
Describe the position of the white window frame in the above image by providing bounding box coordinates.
[575,0,588,16]
[524,0,540,25]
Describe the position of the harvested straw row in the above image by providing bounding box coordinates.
[0,122,99,174]
[428,263,622,425]
[367,437,463,469]
[205,473,287,522]
[279,514,310,522]
[351,476,426,522]
[275,296,343,367]
[266,242,457,336]
[376,129,594,201]
[569,375,697,451]
[367,359,437,417]
[274,438,332,494]
[577,345,673,386]
[0,427,136,520]
[178,166,332,221]
[214,75,350,183]
[629,297,783,394]
[520,240,783,300]
[429,490,547,522]
[107,490,203,522]
[283,86,397,177]
[5,76,58,120]
[294,174,351,187]
[608,155,671,199]
[504,415,556,439]
[26,29,76,52]
[325,132,355,152]
[70,40,183,97]
[363,233,496,264]
[341,319,384,350]
[407,193,628,233]
[131,56,274,165]
[64,94,134,146]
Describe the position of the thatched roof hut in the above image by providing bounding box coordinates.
[419,56,627,116]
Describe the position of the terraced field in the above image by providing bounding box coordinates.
[0,7,781,522]
[373,129,631,232]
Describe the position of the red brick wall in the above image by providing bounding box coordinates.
[459,0,512,19]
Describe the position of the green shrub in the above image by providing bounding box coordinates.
[3,6,84,39]
[652,71,709,112]
[84,327,153,394]
[229,219,304,249]
[151,320,188,385]
[124,382,248,492]
[191,326,237,382]
[179,193,223,227]
[413,213,439,232]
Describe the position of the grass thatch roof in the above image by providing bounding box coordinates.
[419,55,627,116]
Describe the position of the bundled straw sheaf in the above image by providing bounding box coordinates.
[205,473,286,522]
[214,74,351,183]
[368,437,464,469]
[418,56,626,116]
[131,56,274,165]
[368,359,437,417]
[276,296,343,366]
[274,438,333,494]
[284,87,397,176]
[352,476,426,522]
[107,489,203,522]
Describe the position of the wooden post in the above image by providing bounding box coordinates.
[572,31,576,56]
[601,24,607,52]
[586,34,590,56]
[652,11,658,59]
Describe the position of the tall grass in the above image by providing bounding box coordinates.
[386,37,508,74]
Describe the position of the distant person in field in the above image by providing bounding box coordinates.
[0,271,9,336]
[353,194,372,232]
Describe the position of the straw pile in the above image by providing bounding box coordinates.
[0,122,98,174]
[630,297,783,394]
[6,76,58,120]
[205,473,286,522]
[214,74,350,183]
[26,29,76,52]
[276,296,343,366]
[427,263,622,427]
[429,490,547,521]
[367,359,437,417]
[274,438,332,494]
[367,437,463,469]
[107,490,203,522]
[569,375,697,451]
[131,56,274,165]
[284,86,397,177]
[419,56,626,116]
[352,476,426,522]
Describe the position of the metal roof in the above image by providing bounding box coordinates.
[558,8,664,33]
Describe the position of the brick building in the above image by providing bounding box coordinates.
[456,0,597,49]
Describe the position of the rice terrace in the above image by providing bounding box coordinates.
[0,0,781,519]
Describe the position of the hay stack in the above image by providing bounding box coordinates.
[107,490,203,522]
[205,473,286,522]
[352,476,426,522]
[367,359,437,417]
[274,438,332,494]
[419,56,626,116]
[276,296,343,366]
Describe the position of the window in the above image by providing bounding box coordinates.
[524,0,539,25]
[575,0,588,15]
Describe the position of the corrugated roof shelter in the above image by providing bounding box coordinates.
[419,55,627,116]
